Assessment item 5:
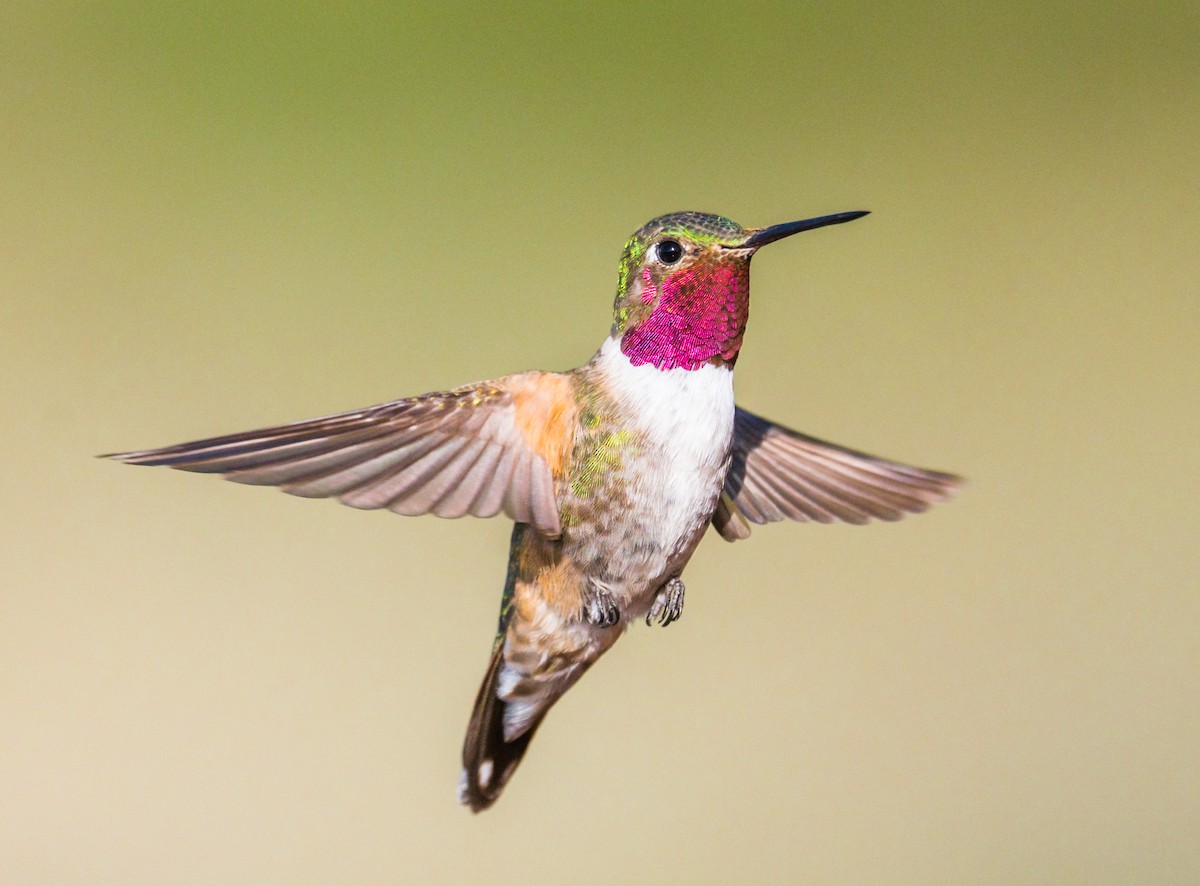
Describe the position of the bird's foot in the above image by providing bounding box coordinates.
[647,577,684,627]
[582,581,621,627]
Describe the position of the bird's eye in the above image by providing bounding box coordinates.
[656,240,683,264]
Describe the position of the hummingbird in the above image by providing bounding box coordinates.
[105,209,962,811]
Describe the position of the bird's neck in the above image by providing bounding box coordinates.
[616,265,749,372]
[589,336,734,419]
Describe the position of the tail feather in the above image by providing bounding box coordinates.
[458,641,547,812]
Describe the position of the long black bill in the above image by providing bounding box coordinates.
[740,210,869,250]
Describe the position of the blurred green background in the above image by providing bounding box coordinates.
[3,3,1197,883]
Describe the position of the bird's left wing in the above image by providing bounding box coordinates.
[713,406,962,541]
[104,373,577,538]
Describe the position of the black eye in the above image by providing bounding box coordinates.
[656,240,683,264]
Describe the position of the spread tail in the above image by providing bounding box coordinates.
[458,640,547,812]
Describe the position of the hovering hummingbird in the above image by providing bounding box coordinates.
[106,209,962,811]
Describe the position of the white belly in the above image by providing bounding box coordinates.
[594,336,735,568]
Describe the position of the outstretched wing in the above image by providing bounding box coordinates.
[712,406,963,541]
[104,373,577,538]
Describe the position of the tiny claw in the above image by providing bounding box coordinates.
[646,577,685,627]
[583,582,621,627]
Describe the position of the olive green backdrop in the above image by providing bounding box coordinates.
[3,3,1197,884]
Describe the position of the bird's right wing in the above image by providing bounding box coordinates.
[104,372,579,538]
[713,406,963,541]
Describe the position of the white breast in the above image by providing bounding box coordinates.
[594,336,735,564]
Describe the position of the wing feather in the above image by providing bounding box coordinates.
[711,493,752,541]
[431,440,503,519]
[279,434,448,498]
[716,406,962,540]
[390,437,489,516]
[347,436,468,512]
[105,376,571,538]
[472,445,518,519]
[503,453,535,525]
